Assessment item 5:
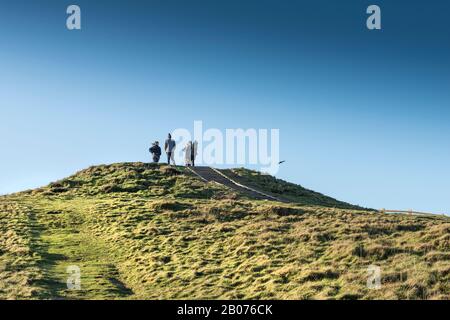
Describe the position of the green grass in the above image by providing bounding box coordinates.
[220,168,367,209]
[1,162,449,299]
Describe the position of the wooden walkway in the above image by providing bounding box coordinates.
[188,166,285,202]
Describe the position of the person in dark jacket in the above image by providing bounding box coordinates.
[149,141,162,163]
[191,140,198,167]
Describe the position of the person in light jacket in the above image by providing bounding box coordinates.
[164,133,176,165]
[182,141,192,166]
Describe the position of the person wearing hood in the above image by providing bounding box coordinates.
[149,141,161,163]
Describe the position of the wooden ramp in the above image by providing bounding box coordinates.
[188,166,285,202]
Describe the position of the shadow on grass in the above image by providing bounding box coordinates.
[28,210,68,299]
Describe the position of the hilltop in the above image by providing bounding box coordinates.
[0,162,449,299]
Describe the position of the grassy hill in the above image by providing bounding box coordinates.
[0,162,449,300]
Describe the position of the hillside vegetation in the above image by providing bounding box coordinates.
[0,163,449,299]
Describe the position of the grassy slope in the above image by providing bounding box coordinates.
[0,163,449,300]
[220,168,367,209]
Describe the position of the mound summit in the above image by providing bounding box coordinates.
[0,163,449,299]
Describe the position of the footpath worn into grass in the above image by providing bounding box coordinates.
[30,198,133,299]
[1,163,449,299]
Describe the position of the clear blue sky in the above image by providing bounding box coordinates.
[1,0,449,213]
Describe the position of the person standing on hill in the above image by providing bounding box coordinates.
[149,141,161,163]
[191,140,198,167]
[164,133,176,165]
[182,141,192,166]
